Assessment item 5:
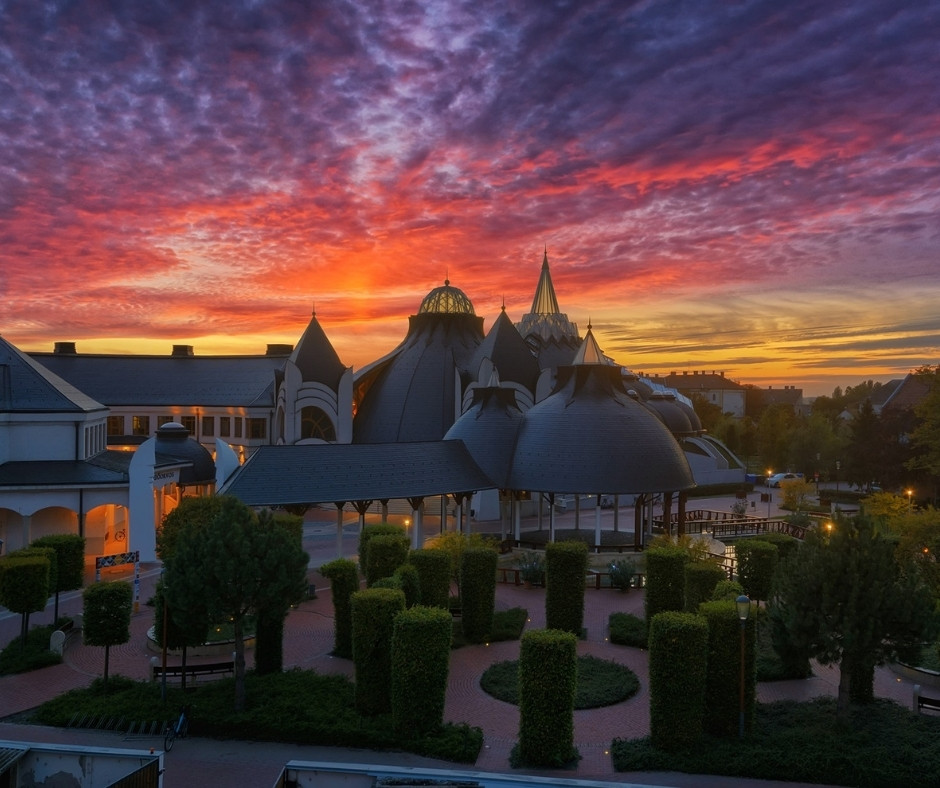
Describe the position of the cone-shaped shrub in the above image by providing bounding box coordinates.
[517,628,578,767]
[351,587,405,715]
[648,611,708,750]
[408,548,452,609]
[460,546,498,643]
[391,605,453,737]
[545,541,588,636]
[319,558,360,658]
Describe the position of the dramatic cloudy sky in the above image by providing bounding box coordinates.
[2,0,938,396]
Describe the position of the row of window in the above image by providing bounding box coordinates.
[106,415,268,441]
[84,422,107,458]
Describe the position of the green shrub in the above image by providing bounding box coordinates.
[684,561,726,612]
[351,587,405,715]
[735,540,778,603]
[515,551,546,585]
[609,612,647,648]
[365,533,409,587]
[516,628,579,768]
[408,548,451,608]
[711,579,745,601]
[698,600,756,737]
[460,547,497,643]
[0,625,62,674]
[644,545,690,628]
[607,559,636,591]
[0,554,52,641]
[254,608,285,676]
[358,523,406,575]
[752,532,799,563]
[318,558,360,659]
[648,611,708,750]
[545,541,588,636]
[391,606,453,737]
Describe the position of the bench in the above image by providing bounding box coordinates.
[151,658,235,684]
[913,684,940,714]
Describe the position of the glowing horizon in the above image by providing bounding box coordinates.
[2,2,938,398]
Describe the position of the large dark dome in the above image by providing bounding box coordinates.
[154,422,216,485]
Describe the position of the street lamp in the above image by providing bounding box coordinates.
[736,594,751,740]
[907,489,913,512]
[835,461,841,494]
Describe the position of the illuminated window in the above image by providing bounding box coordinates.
[301,406,336,441]
[158,415,174,427]
[133,416,150,436]
[107,415,124,435]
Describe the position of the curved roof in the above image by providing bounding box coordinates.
[645,392,696,436]
[418,280,475,315]
[154,422,216,484]
[469,308,540,394]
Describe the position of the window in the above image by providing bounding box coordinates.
[107,415,125,435]
[219,417,231,438]
[234,417,243,438]
[301,406,336,441]
[202,416,215,437]
[158,415,174,427]
[247,418,267,440]
[133,416,150,436]
[180,416,196,435]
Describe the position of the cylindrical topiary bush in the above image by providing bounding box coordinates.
[408,548,452,609]
[684,561,727,613]
[645,545,690,627]
[545,540,588,636]
[391,605,453,737]
[698,600,756,738]
[358,523,406,575]
[460,546,498,643]
[517,628,578,768]
[393,563,421,608]
[351,587,406,715]
[365,533,410,587]
[319,558,360,658]
[753,532,800,563]
[648,610,708,750]
[735,540,778,604]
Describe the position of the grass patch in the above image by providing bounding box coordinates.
[612,697,940,788]
[32,669,482,763]
[481,655,639,709]
[451,607,527,649]
[0,625,63,675]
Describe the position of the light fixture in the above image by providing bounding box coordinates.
[736,594,750,740]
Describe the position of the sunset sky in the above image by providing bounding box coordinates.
[2,1,938,397]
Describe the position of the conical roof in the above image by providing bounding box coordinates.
[470,307,539,393]
[529,248,561,315]
[289,309,347,389]
[515,250,580,368]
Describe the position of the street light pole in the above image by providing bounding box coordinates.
[907,489,913,512]
[736,594,751,740]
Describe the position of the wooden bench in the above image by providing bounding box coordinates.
[151,658,235,684]
[913,684,940,714]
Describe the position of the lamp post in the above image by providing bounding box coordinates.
[907,489,913,512]
[736,594,750,740]
[835,461,840,494]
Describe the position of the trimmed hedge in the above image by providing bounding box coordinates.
[684,561,726,613]
[365,533,410,587]
[608,612,647,648]
[0,555,52,640]
[545,540,588,636]
[712,579,745,601]
[351,587,405,715]
[391,605,453,737]
[752,532,800,563]
[393,564,422,608]
[735,540,778,603]
[698,600,756,738]
[408,548,452,609]
[319,558,360,658]
[648,611,708,750]
[460,547,498,643]
[30,534,84,595]
[517,628,579,768]
[358,523,406,575]
[645,545,690,627]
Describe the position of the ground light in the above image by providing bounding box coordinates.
[736,594,751,740]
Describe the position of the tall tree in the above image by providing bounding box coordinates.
[907,365,940,499]
[164,497,308,712]
[768,515,934,716]
[0,555,51,645]
[845,399,882,490]
[82,581,133,689]
[31,534,85,624]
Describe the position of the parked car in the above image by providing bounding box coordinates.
[766,472,803,488]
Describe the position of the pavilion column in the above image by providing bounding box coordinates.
[634,494,644,551]
[613,495,619,532]
[21,513,31,549]
[334,502,346,558]
[594,494,602,552]
[537,494,544,531]
[352,500,373,533]
[548,493,556,542]
[677,491,688,538]
[662,492,673,538]
[574,495,580,530]
[379,499,389,523]
[452,492,471,536]
[440,495,447,533]
[407,497,424,550]
[513,493,522,542]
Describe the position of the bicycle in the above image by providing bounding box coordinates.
[163,705,190,752]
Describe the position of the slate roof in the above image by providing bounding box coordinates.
[469,309,540,394]
[0,459,128,486]
[29,351,286,408]
[219,441,494,506]
[1,335,106,413]
[290,311,347,389]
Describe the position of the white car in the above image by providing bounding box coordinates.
[767,472,803,487]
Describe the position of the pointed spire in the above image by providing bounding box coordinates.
[571,324,609,365]
[530,248,561,315]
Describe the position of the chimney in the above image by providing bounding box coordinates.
[171,345,194,357]
[54,342,77,355]
[266,344,294,356]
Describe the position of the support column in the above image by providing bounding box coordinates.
[574,495,580,530]
[678,491,688,538]
[407,497,424,550]
[613,495,619,532]
[352,500,373,533]
[594,494,602,552]
[21,513,31,551]
[662,492,673,538]
[537,494,544,531]
[634,494,644,551]
[379,499,389,523]
[513,493,522,542]
[548,493,556,543]
[334,502,346,558]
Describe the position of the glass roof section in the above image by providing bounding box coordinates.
[418,280,475,315]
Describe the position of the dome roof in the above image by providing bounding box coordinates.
[646,392,696,436]
[418,280,475,315]
[154,422,216,485]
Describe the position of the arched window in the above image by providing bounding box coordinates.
[301,406,336,442]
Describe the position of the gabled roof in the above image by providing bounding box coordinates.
[220,441,493,506]
[1,335,106,413]
[31,351,285,408]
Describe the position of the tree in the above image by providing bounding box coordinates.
[82,581,133,689]
[164,496,309,712]
[31,534,85,624]
[845,399,882,490]
[768,515,935,716]
[0,554,51,645]
[156,496,225,561]
[907,365,940,496]
[780,478,815,512]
